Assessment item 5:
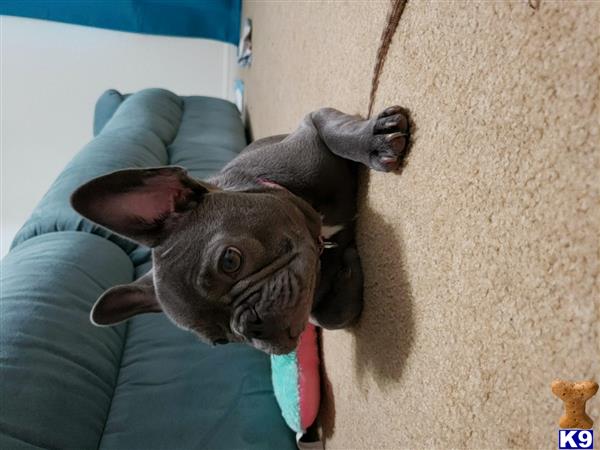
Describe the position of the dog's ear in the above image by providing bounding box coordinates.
[91,271,161,326]
[71,166,214,247]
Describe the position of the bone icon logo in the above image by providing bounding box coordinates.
[552,379,598,450]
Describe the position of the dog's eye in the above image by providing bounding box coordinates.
[220,247,243,273]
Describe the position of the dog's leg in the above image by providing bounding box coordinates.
[311,245,363,329]
[309,106,410,172]
[295,107,409,328]
[218,106,411,194]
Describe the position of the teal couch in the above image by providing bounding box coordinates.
[0,89,296,450]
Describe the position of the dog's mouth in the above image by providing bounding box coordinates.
[250,335,298,355]
[232,284,316,355]
[229,252,318,355]
[248,300,312,355]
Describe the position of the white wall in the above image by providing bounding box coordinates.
[0,16,237,257]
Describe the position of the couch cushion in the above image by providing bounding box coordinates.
[168,96,246,180]
[0,232,134,449]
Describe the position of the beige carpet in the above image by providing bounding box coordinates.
[240,1,599,448]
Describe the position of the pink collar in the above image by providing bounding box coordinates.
[257,177,286,190]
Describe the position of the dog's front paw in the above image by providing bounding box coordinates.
[310,247,363,330]
[369,106,411,172]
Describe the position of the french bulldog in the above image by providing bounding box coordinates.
[71,106,410,354]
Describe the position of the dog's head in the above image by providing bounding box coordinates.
[71,167,321,354]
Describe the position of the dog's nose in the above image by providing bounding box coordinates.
[244,318,264,338]
[239,307,267,339]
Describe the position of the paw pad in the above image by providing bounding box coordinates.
[370,106,411,172]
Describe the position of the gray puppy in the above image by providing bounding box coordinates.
[71,106,410,354]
